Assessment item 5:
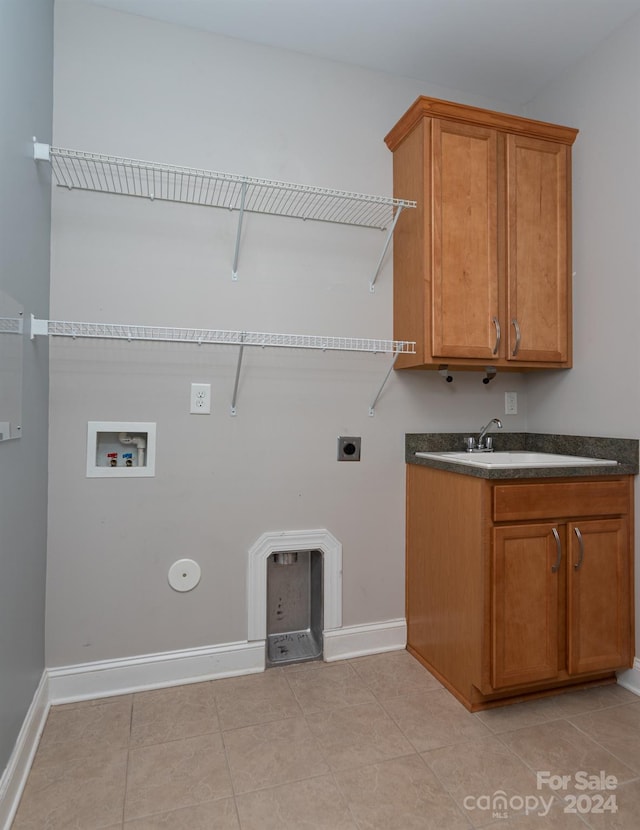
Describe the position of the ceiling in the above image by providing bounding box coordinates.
[81,0,640,105]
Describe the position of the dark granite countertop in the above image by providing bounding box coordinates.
[406,433,639,479]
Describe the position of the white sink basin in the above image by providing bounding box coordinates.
[415,451,618,469]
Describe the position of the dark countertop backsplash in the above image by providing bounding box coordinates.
[406,433,639,479]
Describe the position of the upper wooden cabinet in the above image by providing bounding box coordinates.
[384,97,578,371]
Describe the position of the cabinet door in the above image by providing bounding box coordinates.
[492,523,561,689]
[506,135,570,363]
[432,119,500,360]
[567,518,632,675]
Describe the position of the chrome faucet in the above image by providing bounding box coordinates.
[466,418,503,452]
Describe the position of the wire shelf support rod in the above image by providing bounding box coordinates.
[369,351,400,416]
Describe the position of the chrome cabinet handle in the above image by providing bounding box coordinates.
[492,317,501,355]
[573,527,584,570]
[551,527,562,573]
[511,319,521,356]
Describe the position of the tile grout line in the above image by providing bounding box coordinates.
[216,709,244,829]
[564,704,640,782]
[411,750,475,828]
[120,695,135,827]
[490,714,638,819]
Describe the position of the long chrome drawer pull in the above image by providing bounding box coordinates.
[551,527,562,573]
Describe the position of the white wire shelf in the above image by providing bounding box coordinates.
[0,317,23,334]
[30,318,414,354]
[33,141,415,287]
[37,144,415,231]
[30,317,414,416]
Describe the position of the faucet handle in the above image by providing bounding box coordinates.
[465,436,476,452]
[485,436,493,450]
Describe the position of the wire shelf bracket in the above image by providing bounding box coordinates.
[231,182,247,281]
[369,205,405,293]
[33,140,416,286]
[230,333,246,416]
[369,351,400,416]
[30,316,415,415]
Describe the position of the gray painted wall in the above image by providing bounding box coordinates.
[46,2,528,667]
[0,0,53,774]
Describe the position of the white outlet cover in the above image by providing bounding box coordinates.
[190,382,211,414]
[168,558,201,592]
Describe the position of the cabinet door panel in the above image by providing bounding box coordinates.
[567,519,632,675]
[432,120,499,359]
[506,135,569,363]
[492,524,560,689]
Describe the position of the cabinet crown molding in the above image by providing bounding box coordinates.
[384,95,579,152]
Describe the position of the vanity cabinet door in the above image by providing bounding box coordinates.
[567,518,632,675]
[491,523,561,689]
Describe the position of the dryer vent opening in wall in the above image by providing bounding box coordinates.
[247,528,343,663]
[266,550,323,667]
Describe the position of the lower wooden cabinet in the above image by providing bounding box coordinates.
[566,518,631,675]
[406,465,634,710]
[491,522,561,690]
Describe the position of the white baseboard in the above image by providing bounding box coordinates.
[47,620,407,705]
[617,658,640,697]
[48,640,265,705]
[0,672,50,830]
[323,618,406,661]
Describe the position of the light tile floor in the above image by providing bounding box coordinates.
[11,651,640,829]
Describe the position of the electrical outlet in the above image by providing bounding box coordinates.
[504,391,518,415]
[190,382,211,414]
